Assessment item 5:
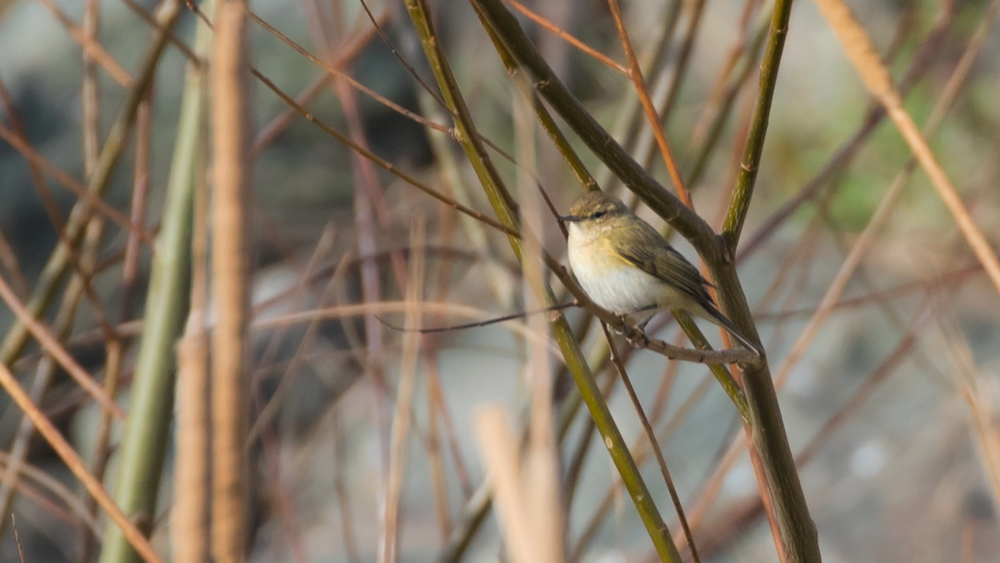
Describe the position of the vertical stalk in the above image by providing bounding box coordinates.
[210,1,252,562]
[94,3,195,563]
[406,0,681,559]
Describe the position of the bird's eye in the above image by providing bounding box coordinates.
[592,210,606,219]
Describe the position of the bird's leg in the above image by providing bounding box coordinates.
[622,305,659,348]
[609,314,629,335]
[620,312,652,349]
[609,314,645,347]
[625,328,650,349]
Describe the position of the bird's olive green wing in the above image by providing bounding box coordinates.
[612,222,712,301]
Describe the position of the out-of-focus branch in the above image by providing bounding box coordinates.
[210,1,253,561]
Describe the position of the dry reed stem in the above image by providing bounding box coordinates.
[173,328,210,563]
[796,303,933,467]
[173,153,211,563]
[755,264,981,322]
[33,0,132,87]
[118,0,199,62]
[245,229,342,445]
[424,357,475,497]
[328,6,398,523]
[256,300,556,347]
[752,210,824,316]
[0,364,55,533]
[0,361,162,563]
[737,3,955,262]
[424,97,463,535]
[79,57,146,563]
[505,0,628,73]
[592,2,684,196]
[692,7,1000,519]
[663,0,712,170]
[324,58,408,289]
[249,9,451,137]
[518,101,565,563]
[681,13,996,540]
[380,220,426,563]
[959,377,1000,513]
[0,355,76,512]
[607,0,690,205]
[250,224,337,371]
[300,0,333,51]
[251,72,332,155]
[568,362,720,560]
[0,75,59,297]
[422,354,455,538]
[0,122,152,242]
[603,326,695,563]
[0,275,124,417]
[248,66,519,238]
[775,0,1000,389]
[0,230,28,298]
[0,452,101,535]
[938,309,1000,515]
[573,344,747,557]
[11,514,25,563]
[121,97,153,318]
[81,0,101,178]
[812,0,1000,297]
[77,5,118,548]
[474,409,536,563]
[331,411,361,563]
[697,304,935,555]
[770,154,911,388]
[418,86,518,308]
[171,105,211,561]
[211,2,252,561]
[0,216,107,541]
[689,0,764,148]
[321,28,412,501]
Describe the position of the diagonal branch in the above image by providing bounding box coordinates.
[812,0,1000,298]
[470,0,717,252]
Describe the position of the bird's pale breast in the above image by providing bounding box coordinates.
[567,224,665,315]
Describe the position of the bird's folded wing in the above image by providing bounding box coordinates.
[614,233,712,301]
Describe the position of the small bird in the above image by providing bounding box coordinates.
[561,190,760,356]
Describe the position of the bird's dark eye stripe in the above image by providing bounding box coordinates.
[592,210,606,219]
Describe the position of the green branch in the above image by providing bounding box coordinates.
[721,0,794,252]
[470,0,717,255]
[403,0,680,560]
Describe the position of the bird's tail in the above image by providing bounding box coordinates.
[701,304,763,358]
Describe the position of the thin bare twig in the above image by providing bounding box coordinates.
[813,0,1000,297]
[606,0,690,204]
[0,362,161,563]
[603,324,699,563]
[380,220,425,563]
[504,0,628,73]
[33,0,132,86]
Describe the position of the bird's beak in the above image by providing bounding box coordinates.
[559,214,582,223]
